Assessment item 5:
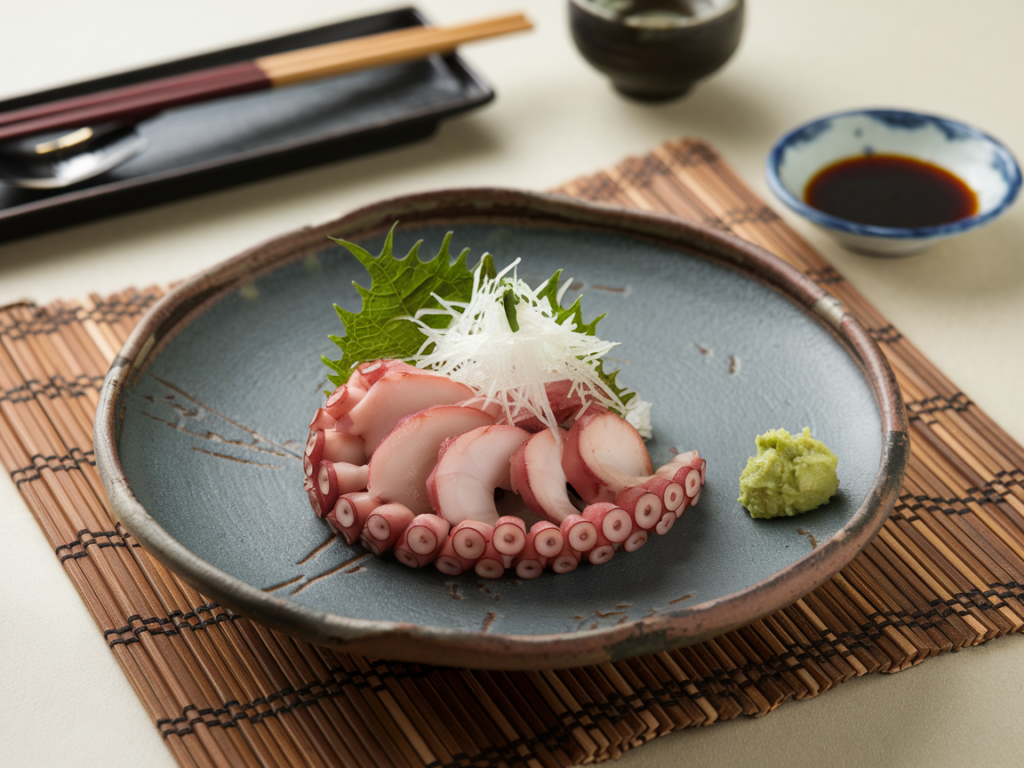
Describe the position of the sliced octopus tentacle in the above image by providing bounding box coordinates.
[474,541,507,579]
[343,371,475,454]
[317,461,369,509]
[363,502,415,555]
[394,542,436,569]
[492,516,527,558]
[434,536,476,576]
[394,512,451,569]
[615,485,662,531]
[642,476,684,514]
[560,514,598,553]
[308,407,338,432]
[581,502,632,544]
[450,520,492,561]
[623,529,648,552]
[426,424,531,525]
[368,405,495,514]
[327,491,380,545]
[529,521,564,559]
[654,510,676,536]
[550,539,582,574]
[586,541,616,565]
[402,514,451,557]
[508,427,579,523]
[512,532,548,579]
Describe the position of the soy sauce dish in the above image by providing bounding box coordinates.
[766,109,1021,256]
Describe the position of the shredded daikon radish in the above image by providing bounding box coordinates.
[410,259,636,432]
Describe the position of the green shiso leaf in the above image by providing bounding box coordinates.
[322,223,479,386]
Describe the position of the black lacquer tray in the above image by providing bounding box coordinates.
[0,7,493,243]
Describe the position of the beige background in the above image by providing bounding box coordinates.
[2,1,1023,766]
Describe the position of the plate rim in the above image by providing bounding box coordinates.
[95,187,909,669]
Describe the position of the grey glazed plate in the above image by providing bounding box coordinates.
[95,189,909,670]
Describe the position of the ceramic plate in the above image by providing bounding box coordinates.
[96,189,908,669]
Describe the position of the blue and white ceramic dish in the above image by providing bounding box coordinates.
[766,109,1021,256]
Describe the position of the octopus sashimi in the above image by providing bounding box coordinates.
[307,361,706,578]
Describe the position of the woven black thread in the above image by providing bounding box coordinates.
[905,392,973,420]
[12,450,96,482]
[570,173,622,203]
[993,469,1024,486]
[701,216,732,232]
[893,487,1015,517]
[663,141,718,168]
[84,292,159,325]
[101,605,238,647]
[616,155,672,189]
[722,206,781,226]
[11,466,39,487]
[868,325,903,344]
[2,374,105,407]
[805,267,844,286]
[55,528,134,559]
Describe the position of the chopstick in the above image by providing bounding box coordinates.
[0,12,532,144]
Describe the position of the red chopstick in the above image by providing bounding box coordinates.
[0,13,531,144]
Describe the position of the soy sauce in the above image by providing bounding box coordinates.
[804,154,978,228]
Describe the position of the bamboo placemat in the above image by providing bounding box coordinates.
[4,138,1024,768]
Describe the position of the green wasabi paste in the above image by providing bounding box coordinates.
[738,427,839,519]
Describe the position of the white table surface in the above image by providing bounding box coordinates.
[2,1,1023,767]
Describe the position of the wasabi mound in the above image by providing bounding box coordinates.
[738,427,838,519]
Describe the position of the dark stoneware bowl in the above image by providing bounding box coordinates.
[569,0,744,100]
[95,189,908,670]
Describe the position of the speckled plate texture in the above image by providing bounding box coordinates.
[95,189,909,670]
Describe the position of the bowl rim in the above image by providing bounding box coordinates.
[568,0,742,27]
[765,107,1022,240]
[94,187,910,670]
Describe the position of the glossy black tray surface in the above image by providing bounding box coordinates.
[0,8,494,243]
